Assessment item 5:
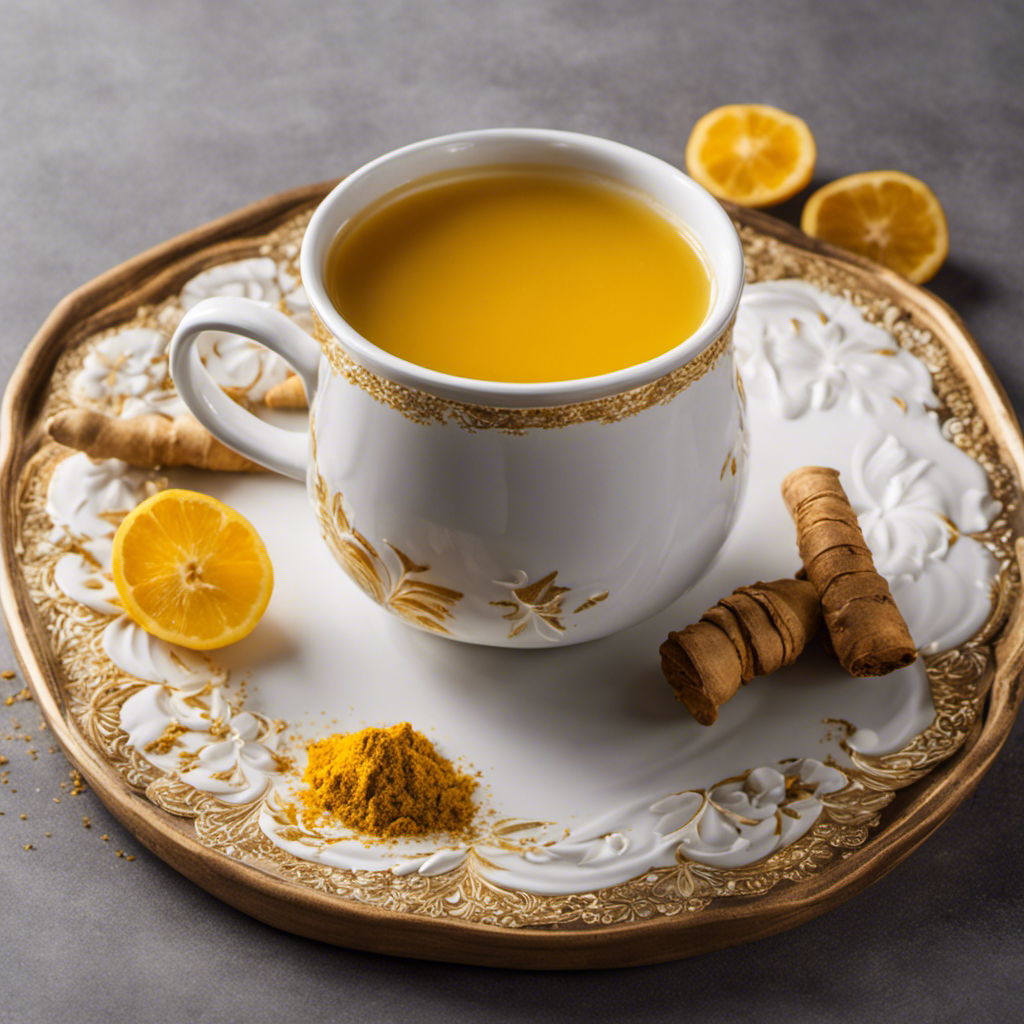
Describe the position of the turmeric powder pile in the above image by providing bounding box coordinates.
[299,722,477,839]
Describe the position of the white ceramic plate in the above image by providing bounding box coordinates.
[6,191,1021,967]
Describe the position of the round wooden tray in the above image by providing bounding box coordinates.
[3,182,1023,969]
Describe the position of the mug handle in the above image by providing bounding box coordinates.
[169,296,321,481]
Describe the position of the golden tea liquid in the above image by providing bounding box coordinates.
[324,166,711,383]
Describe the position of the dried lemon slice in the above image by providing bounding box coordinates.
[685,104,817,207]
[112,489,273,650]
[801,170,949,283]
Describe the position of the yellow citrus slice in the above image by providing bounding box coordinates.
[112,489,273,650]
[685,104,816,207]
[801,170,949,283]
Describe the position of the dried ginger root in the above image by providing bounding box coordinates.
[781,465,916,677]
[660,578,822,725]
[48,409,265,472]
[263,374,307,409]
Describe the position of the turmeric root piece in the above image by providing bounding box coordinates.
[660,578,822,725]
[782,465,916,677]
[48,409,266,472]
[264,374,307,409]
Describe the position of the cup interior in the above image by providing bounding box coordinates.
[301,129,744,407]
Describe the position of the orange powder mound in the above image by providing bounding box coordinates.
[299,722,477,839]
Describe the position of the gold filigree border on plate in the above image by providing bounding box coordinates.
[12,209,1021,929]
[312,311,732,433]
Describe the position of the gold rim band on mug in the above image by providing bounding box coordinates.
[311,311,733,433]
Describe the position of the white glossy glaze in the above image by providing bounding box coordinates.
[168,130,748,645]
[734,279,937,418]
[73,324,188,419]
[72,327,172,411]
[120,684,285,805]
[102,616,210,687]
[309,342,744,645]
[179,258,309,401]
[46,454,157,538]
[53,540,119,615]
[852,433,997,582]
[889,541,1000,656]
[735,280,1000,653]
[69,259,315,418]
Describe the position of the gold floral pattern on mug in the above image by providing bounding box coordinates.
[310,453,462,635]
[491,570,573,640]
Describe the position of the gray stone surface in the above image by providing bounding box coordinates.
[2,1,1021,1020]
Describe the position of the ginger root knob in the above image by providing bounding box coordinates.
[48,409,266,472]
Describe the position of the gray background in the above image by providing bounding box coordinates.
[2,1,1022,1021]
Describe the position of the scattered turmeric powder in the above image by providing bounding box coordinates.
[300,723,477,839]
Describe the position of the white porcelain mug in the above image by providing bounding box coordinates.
[169,129,746,647]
